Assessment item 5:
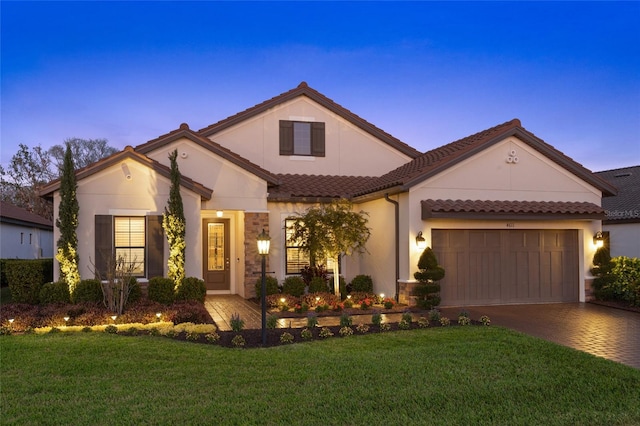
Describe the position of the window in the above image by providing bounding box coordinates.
[279,120,325,157]
[285,219,310,274]
[114,217,146,276]
[95,215,163,279]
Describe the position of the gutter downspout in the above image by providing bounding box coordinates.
[384,193,400,302]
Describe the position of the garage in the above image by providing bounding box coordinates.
[432,229,579,306]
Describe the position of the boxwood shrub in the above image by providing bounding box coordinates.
[350,275,373,293]
[282,276,305,297]
[176,277,207,302]
[39,281,71,304]
[255,276,279,299]
[148,277,175,305]
[72,279,103,303]
[6,259,53,304]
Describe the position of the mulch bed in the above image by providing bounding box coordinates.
[587,299,640,313]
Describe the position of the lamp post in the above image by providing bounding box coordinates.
[257,228,271,346]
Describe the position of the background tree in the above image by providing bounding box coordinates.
[162,150,186,290]
[288,199,370,296]
[0,144,56,219]
[55,143,80,294]
[412,247,445,309]
[48,138,117,170]
[1,138,118,220]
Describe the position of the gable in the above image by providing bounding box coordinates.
[195,83,418,176]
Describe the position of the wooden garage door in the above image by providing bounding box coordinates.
[432,229,578,306]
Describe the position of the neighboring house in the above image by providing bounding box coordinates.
[40,82,616,306]
[595,166,640,259]
[0,201,54,259]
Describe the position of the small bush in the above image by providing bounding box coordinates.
[255,276,279,299]
[104,325,118,334]
[428,308,441,322]
[339,326,353,337]
[371,311,382,326]
[440,317,451,326]
[39,281,71,304]
[380,323,391,332]
[176,277,206,302]
[127,277,142,305]
[480,315,491,326]
[267,314,278,329]
[350,275,373,293]
[458,316,471,326]
[230,313,244,332]
[418,317,429,328]
[339,313,353,327]
[205,332,220,344]
[308,276,328,293]
[169,300,211,324]
[231,334,245,348]
[401,311,413,324]
[398,320,411,330]
[319,327,334,338]
[280,332,294,344]
[356,323,369,333]
[282,276,306,297]
[306,313,318,328]
[148,277,175,305]
[6,260,53,304]
[301,328,313,340]
[72,279,103,303]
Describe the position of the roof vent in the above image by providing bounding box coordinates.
[614,172,632,178]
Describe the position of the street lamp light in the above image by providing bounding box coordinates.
[257,228,271,346]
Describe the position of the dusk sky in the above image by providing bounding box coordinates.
[2,1,639,173]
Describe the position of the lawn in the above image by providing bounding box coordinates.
[2,327,639,425]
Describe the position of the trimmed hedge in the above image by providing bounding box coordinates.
[6,259,54,304]
[255,276,279,299]
[39,281,71,304]
[282,276,305,297]
[350,275,373,293]
[72,279,103,303]
[148,277,175,305]
[308,276,328,293]
[176,277,206,302]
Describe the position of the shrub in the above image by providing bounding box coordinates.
[380,323,391,332]
[308,276,328,293]
[398,320,411,329]
[6,259,53,304]
[350,275,373,293]
[127,277,142,305]
[428,308,441,322]
[610,256,640,306]
[412,247,445,309]
[282,276,306,297]
[319,327,334,338]
[39,281,71,304]
[480,315,491,326]
[301,328,313,340]
[371,311,382,326]
[458,316,471,326]
[231,334,245,348]
[300,265,329,286]
[186,331,200,341]
[339,326,353,337]
[104,325,118,334]
[176,277,206,302]
[356,323,369,333]
[280,332,294,344]
[418,317,429,328]
[339,313,353,327]
[169,300,212,324]
[72,279,103,303]
[383,298,396,309]
[148,277,175,305]
[440,317,451,326]
[306,313,318,328]
[254,275,279,299]
[401,311,412,324]
[205,332,220,344]
[230,313,244,332]
[267,314,278,329]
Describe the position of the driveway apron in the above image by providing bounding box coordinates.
[442,303,640,370]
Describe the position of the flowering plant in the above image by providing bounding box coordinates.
[360,298,373,310]
[383,298,396,309]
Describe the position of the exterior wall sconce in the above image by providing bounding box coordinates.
[257,228,271,346]
[416,231,427,250]
[593,231,604,248]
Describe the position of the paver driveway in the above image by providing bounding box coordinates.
[442,303,640,369]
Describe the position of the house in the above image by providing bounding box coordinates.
[40,82,616,306]
[0,201,54,259]
[595,166,640,259]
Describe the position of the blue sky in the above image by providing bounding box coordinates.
[2,1,639,173]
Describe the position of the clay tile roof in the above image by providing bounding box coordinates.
[197,82,422,159]
[353,119,617,198]
[595,165,640,223]
[268,174,377,201]
[0,201,53,229]
[421,199,605,219]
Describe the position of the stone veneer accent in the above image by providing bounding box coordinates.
[398,281,418,306]
[244,212,270,298]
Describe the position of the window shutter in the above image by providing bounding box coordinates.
[95,215,113,279]
[146,215,164,279]
[279,120,294,155]
[311,122,325,157]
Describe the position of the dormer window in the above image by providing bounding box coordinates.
[279,120,325,157]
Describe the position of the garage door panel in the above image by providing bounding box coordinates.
[433,229,578,306]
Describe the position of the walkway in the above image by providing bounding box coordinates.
[205,296,640,370]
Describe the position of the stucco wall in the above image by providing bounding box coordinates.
[604,223,640,258]
[207,97,412,176]
[0,223,53,259]
[52,159,202,282]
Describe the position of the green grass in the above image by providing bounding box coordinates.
[2,327,639,425]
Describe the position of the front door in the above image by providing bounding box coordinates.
[202,219,230,291]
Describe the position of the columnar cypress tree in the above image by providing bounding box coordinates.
[163,149,186,290]
[55,143,80,294]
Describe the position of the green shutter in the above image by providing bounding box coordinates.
[94,215,113,279]
[146,215,164,279]
[311,122,325,157]
[279,120,294,155]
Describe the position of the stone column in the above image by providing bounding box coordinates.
[244,212,270,298]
